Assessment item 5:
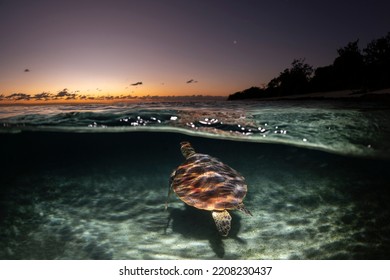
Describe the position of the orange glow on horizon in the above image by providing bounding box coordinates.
[0,80,236,104]
[0,83,229,104]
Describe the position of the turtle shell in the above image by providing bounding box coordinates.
[171,153,247,211]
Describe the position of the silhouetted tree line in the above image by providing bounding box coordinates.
[228,32,390,100]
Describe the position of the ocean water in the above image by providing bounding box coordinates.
[0,100,389,259]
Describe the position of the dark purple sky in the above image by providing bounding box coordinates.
[0,0,389,97]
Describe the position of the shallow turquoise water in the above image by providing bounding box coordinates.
[0,100,389,259]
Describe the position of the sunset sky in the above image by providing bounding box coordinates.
[0,0,389,100]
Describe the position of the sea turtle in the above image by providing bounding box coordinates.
[166,141,252,236]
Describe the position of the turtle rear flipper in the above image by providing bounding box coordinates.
[212,210,232,236]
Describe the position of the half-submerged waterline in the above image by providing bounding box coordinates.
[1,100,390,159]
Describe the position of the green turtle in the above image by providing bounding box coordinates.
[166,141,252,236]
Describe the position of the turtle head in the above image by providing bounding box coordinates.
[180,141,196,158]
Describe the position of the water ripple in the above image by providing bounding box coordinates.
[0,101,389,158]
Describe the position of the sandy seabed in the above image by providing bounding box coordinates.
[1,132,389,259]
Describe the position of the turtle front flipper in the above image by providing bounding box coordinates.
[165,186,172,211]
[237,203,253,216]
[165,169,176,210]
[212,210,232,236]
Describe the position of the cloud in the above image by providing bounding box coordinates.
[6,93,31,101]
[0,91,225,103]
[55,88,71,98]
[65,94,77,100]
[33,92,52,100]
[186,79,198,84]
[131,82,143,86]
[53,88,77,100]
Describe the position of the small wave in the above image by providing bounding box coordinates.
[0,101,389,159]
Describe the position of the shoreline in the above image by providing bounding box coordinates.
[246,88,390,102]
